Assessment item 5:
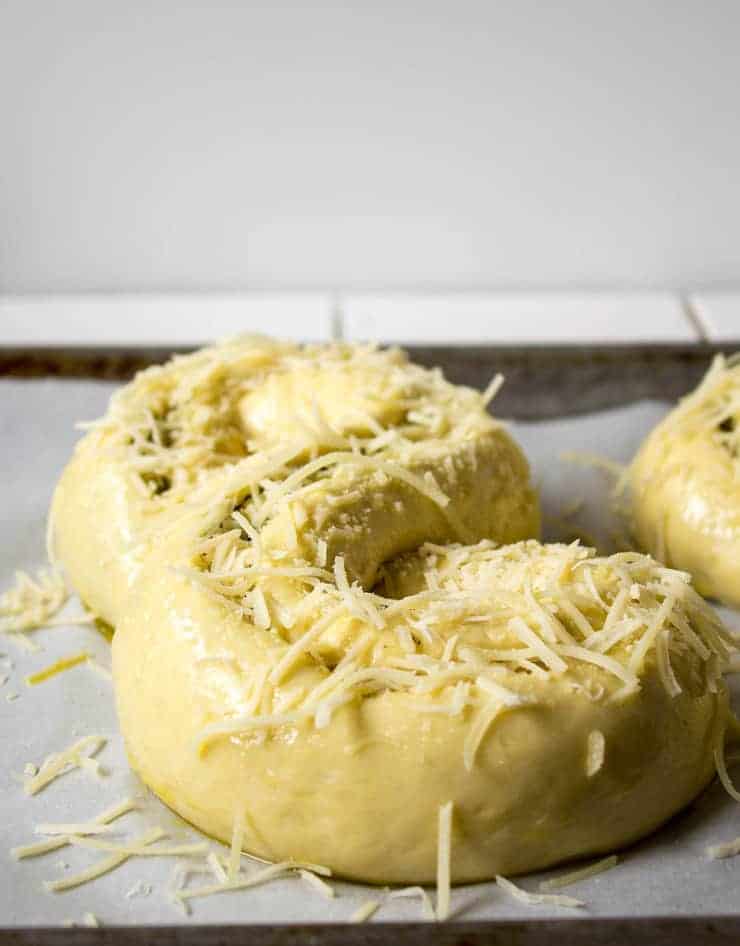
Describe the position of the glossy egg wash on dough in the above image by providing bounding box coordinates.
[630,353,740,607]
[52,336,735,885]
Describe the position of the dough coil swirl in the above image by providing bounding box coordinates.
[630,353,740,606]
[52,338,733,884]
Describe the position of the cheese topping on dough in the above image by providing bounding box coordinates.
[192,536,732,761]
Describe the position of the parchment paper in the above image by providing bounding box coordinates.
[1,378,740,927]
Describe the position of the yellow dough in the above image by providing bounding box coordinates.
[51,337,539,624]
[631,354,740,606]
[52,337,732,885]
[114,524,730,883]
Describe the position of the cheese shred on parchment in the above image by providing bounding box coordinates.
[174,861,331,903]
[299,868,335,899]
[23,735,107,795]
[228,808,245,881]
[26,652,90,686]
[388,886,435,920]
[539,855,618,891]
[44,828,166,893]
[34,823,116,837]
[706,837,740,860]
[0,568,68,635]
[350,900,380,923]
[12,797,138,860]
[436,801,453,921]
[495,875,584,909]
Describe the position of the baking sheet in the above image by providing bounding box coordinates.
[1,377,740,928]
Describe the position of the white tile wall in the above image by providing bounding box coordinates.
[3,4,740,293]
[0,291,718,347]
[689,294,740,342]
[0,295,334,346]
[342,293,697,344]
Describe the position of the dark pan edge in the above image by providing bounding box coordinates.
[1,342,736,420]
[2,916,740,946]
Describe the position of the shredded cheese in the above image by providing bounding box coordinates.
[45,828,166,893]
[350,900,380,923]
[228,809,245,881]
[24,735,107,795]
[25,652,90,686]
[299,869,335,899]
[12,797,137,860]
[539,854,618,891]
[495,875,584,909]
[436,801,453,921]
[706,837,740,860]
[34,823,116,837]
[389,885,435,920]
[714,726,740,804]
[0,568,68,634]
[586,730,605,777]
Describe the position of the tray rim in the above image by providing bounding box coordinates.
[2,341,740,942]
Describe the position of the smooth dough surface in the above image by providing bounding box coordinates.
[631,354,740,606]
[113,521,729,883]
[51,338,539,624]
[54,337,732,885]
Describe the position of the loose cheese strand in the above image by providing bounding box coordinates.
[12,797,138,860]
[45,828,166,893]
[539,855,618,891]
[495,875,584,909]
[436,801,453,921]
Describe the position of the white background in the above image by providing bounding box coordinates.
[2,0,739,296]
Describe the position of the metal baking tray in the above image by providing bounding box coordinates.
[1,341,739,946]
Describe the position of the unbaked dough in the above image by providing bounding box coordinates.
[631,354,740,606]
[51,337,539,624]
[52,337,731,884]
[113,523,729,882]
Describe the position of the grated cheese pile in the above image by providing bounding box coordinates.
[23,735,108,796]
[0,568,68,637]
[651,353,740,463]
[193,535,732,770]
[80,336,500,512]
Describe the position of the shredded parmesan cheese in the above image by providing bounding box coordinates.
[586,730,605,777]
[24,735,107,795]
[436,801,453,921]
[299,869,335,899]
[495,875,584,909]
[714,726,740,804]
[706,837,740,860]
[25,652,90,686]
[539,854,618,891]
[228,809,245,881]
[0,568,68,634]
[350,900,380,923]
[389,885,435,920]
[12,797,137,860]
[45,828,166,893]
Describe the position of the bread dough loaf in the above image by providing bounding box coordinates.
[54,337,731,884]
[631,354,740,606]
[51,338,539,624]
[113,526,730,883]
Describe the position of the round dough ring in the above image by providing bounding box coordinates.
[113,482,730,883]
[631,353,740,607]
[51,337,539,625]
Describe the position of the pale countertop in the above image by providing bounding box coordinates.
[0,291,738,346]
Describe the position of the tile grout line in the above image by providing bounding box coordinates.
[680,293,711,342]
[329,293,345,341]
